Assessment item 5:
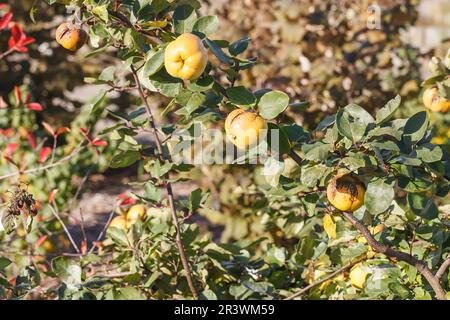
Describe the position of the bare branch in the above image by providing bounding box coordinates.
[108,10,162,45]
[93,271,134,278]
[436,258,450,281]
[79,208,88,254]
[342,211,447,300]
[285,255,368,300]
[48,205,80,254]
[288,150,303,165]
[0,143,86,181]
[88,205,117,255]
[131,65,198,299]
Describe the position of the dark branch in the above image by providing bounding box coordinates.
[130,65,198,299]
[108,10,162,45]
[289,150,302,166]
[285,255,367,300]
[342,211,447,300]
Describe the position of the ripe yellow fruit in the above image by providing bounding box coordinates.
[422,87,450,113]
[109,216,128,230]
[326,174,365,212]
[126,204,146,226]
[55,22,87,52]
[349,265,370,290]
[225,109,268,149]
[164,33,208,80]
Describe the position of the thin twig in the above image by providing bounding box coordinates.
[88,205,117,255]
[50,135,57,165]
[131,65,198,299]
[0,48,14,61]
[69,168,92,211]
[285,255,368,300]
[93,271,134,278]
[48,204,80,254]
[342,211,447,300]
[79,208,88,254]
[108,10,162,45]
[0,143,86,181]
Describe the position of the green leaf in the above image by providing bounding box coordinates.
[300,165,329,188]
[143,271,162,288]
[148,69,183,97]
[188,188,203,212]
[204,38,233,65]
[376,95,401,125]
[281,123,309,144]
[341,155,367,171]
[403,111,429,145]
[337,104,374,142]
[187,76,214,92]
[266,246,286,266]
[142,49,165,77]
[92,4,109,22]
[114,287,146,300]
[421,74,447,87]
[51,257,82,290]
[413,144,443,163]
[258,91,289,120]
[173,5,197,34]
[262,157,285,187]
[110,151,140,168]
[226,86,256,107]
[365,179,395,215]
[175,90,206,116]
[229,37,250,56]
[144,183,163,202]
[0,257,11,270]
[106,226,129,247]
[267,123,291,155]
[150,159,173,178]
[89,91,108,117]
[345,103,375,124]
[366,126,402,141]
[302,142,330,162]
[289,101,310,111]
[397,169,433,193]
[193,15,219,36]
[200,289,218,300]
[314,115,336,132]
[98,66,115,83]
[407,192,438,220]
[127,107,146,121]
[369,141,400,153]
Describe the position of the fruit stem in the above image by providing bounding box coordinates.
[131,65,199,299]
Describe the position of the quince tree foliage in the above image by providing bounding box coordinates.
[2,0,448,300]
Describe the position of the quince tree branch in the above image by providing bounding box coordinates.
[130,65,198,299]
[342,211,447,300]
